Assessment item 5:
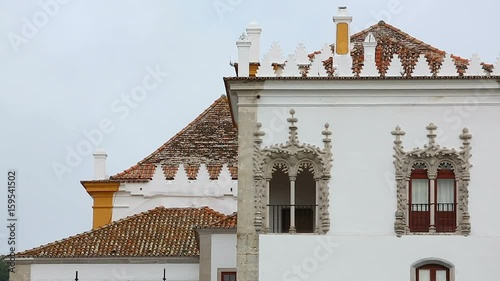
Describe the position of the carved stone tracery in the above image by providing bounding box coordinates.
[392,123,472,237]
[253,110,333,234]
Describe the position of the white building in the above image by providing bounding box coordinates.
[225,7,500,281]
[11,7,500,281]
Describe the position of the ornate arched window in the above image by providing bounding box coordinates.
[392,123,472,236]
[253,109,333,234]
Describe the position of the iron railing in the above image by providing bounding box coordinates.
[267,204,317,233]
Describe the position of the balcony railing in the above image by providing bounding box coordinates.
[268,204,317,233]
[409,203,456,233]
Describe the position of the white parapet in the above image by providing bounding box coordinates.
[385,54,404,77]
[334,55,353,77]
[437,54,458,77]
[412,54,432,77]
[282,54,301,77]
[295,43,310,66]
[464,53,484,76]
[256,54,275,77]
[268,41,285,65]
[308,55,328,77]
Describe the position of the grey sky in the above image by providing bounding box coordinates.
[1,0,499,252]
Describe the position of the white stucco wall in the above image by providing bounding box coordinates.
[249,79,500,281]
[30,263,199,281]
[112,164,237,220]
[211,234,237,281]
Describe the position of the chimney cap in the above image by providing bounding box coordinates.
[247,20,261,30]
[93,149,107,157]
[338,6,348,14]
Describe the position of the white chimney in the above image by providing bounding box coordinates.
[236,33,252,77]
[246,21,262,63]
[332,6,353,56]
[363,33,377,57]
[93,149,107,180]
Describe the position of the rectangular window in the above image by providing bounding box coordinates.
[410,174,430,232]
[221,272,236,281]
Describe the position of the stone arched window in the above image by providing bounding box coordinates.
[392,123,472,236]
[411,258,455,281]
[253,109,333,234]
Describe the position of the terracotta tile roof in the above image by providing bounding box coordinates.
[110,96,238,182]
[204,213,237,229]
[320,21,473,77]
[17,207,227,258]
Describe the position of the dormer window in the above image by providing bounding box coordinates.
[253,110,333,234]
[392,123,472,236]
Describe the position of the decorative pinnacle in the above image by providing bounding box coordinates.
[238,32,249,42]
[287,109,298,126]
[459,127,472,145]
[391,125,406,145]
[322,122,332,143]
[254,122,265,144]
[287,109,299,144]
[426,123,438,144]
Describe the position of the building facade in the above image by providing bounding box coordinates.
[225,7,500,281]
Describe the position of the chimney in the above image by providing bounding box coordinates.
[332,6,352,55]
[363,32,377,57]
[236,33,252,77]
[93,149,108,180]
[246,21,262,63]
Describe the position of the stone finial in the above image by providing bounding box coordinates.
[333,55,354,77]
[287,109,299,144]
[437,54,458,77]
[268,41,285,65]
[385,54,404,77]
[254,122,265,144]
[256,54,275,77]
[464,53,484,76]
[282,54,301,77]
[391,126,406,145]
[238,32,249,42]
[322,122,332,143]
[295,43,310,66]
[459,127,472,146]
[426,123,438,145]
[412,54,432,77]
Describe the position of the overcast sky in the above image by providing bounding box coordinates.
[1,0,499,252]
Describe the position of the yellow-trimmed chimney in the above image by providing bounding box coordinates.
[333,6,352,55]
